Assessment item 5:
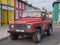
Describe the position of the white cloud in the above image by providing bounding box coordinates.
[27,0,57,11]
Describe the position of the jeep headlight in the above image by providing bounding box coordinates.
[11,25,14,28]
[27,25,32,29]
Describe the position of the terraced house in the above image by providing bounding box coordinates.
[0,0,14,26]
[14,0,40,21]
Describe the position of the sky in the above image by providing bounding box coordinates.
[27,0,57,11]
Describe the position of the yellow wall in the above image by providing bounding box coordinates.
[10,0,14,6]
[0,0,1,4]
[0,0,14,25]
[1,0,7,5]
[0,0,14,7]
[8,10,14,22]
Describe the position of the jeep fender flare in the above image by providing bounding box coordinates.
[34,25,41,32]
[48,23,52,27]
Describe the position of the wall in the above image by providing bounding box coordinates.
[53,3,59,22]
[1,0,7,5]
[0,0,14,7]
[0,0,15,25]
[53,3,60,22]
[10,0,14,6]
[14,0,26,20]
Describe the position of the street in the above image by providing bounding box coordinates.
[0,24,60,45]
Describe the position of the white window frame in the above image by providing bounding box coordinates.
[19,11,22,17]
[15,10,18,19]
[16,0,18,8]
[19,2,21,8]
[22,3,25,9]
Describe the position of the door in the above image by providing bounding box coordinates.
[2,9,8,24]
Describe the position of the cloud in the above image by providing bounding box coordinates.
[27,0,57,11]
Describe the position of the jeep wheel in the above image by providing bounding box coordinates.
[47,25,53,36]
[10,33,19,40]
[32,30,42,43]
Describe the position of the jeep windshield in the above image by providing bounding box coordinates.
[21,11,41,18]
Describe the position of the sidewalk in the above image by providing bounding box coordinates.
[0,25,9,40]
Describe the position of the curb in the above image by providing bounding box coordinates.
[0,36,9,41]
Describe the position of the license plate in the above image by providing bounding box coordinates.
[16,30,24,32]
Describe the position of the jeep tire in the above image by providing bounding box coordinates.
[47,25,53,36]
[32,29,42,43]
[10,33,19,40]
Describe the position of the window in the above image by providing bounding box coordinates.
[22,3,25,9]
[19,11,22,17]
[15,10,18,19]
[19,2,21,8]
[7,0,11,5]
[9,10,12,21]
[16,0,18,8]
[21,11,41,17]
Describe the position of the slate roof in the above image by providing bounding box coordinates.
[18,0,40,10]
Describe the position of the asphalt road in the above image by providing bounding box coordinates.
[0,25,60,45]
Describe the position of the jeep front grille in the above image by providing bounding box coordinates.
[15,24,27,30]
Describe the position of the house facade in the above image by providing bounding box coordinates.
[14,0,40,20]
[0,0,14,26]
[14,0,26,21]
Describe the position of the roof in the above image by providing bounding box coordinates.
[53,0,60,7]
[18,0,40,10]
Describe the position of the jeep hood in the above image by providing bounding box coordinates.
[10,18,41,24]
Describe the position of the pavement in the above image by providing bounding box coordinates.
[0,25,9,41]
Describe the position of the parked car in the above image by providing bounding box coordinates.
[8,10,53,43]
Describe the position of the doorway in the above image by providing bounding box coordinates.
[2,9,8,25]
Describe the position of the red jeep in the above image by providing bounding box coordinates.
[8,10,53,43]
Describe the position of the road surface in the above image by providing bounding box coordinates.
[0,24,60,45]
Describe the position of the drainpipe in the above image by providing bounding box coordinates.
[7,0,9,24]
[0,0,2,26]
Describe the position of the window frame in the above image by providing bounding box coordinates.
[22,3,25,9]
[16,0,18,8]
[19,2,22,9]
[15,10,19,20]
